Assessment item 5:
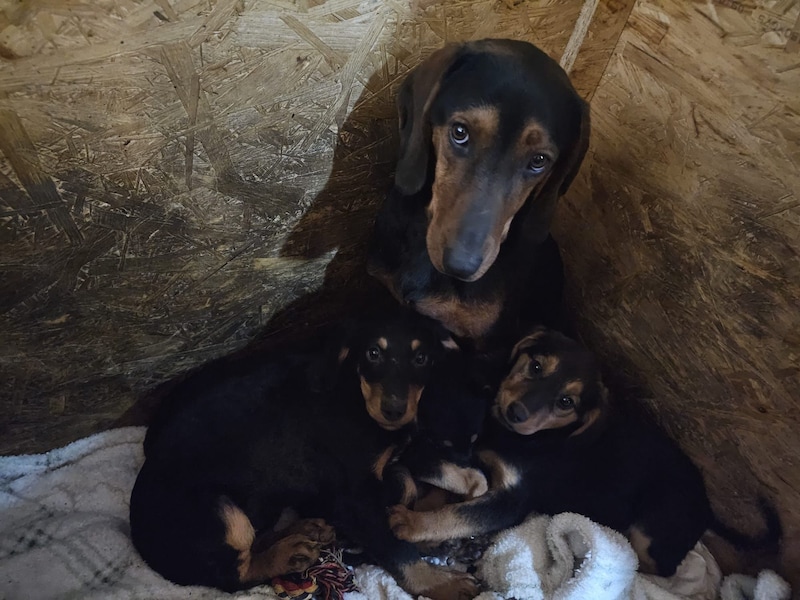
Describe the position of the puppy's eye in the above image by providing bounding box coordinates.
[366,347,381,363]
[529,360,543,376]
[527,154,549,174]
[413,351,428,367]
[450,123,469,145]
[557,396,575,410]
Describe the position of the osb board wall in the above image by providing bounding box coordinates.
[1,0,798,584]
[0,0,611,451]
[552,0,800,584]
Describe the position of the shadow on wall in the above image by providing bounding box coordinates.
[116,65,405,425]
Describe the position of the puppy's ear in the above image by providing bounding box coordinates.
[569,382,609,439]
[307,320,356,392]
[523,97,591,244]
[509,326,548,363]
[394,43,463,195]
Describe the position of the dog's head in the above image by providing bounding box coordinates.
[395,39,590,282]
[314,313,458,431]
[493,328,607,438]
[416,355,490,463]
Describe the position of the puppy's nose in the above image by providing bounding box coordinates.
[442,247,482,280]
[506,402,529,424]
[382,404,406,422]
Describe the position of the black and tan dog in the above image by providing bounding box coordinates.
[388,328,782,577]
[382,350,491,509]
[368,39,590,343]
[129,312,481,600]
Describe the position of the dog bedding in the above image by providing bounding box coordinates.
[0,427,790,600]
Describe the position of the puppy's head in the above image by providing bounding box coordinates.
[395,39,590,282]
[324,313,458,431]
[493,328,607,438]
[417,357,489,464]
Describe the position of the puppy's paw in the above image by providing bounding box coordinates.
[281,533,321,573]
[285,518,336,545]
[388,504,424,542]
[401,561,479,600]
[424,571,480,600]
[463,468,488,499]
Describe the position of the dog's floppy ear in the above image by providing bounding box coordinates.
[307,319,357,392]
[523,97,591,243]
[394,43,464,195]
[509,326,548,363]
[569,381,608,439]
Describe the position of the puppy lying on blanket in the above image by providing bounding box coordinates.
[130,312,483,600]
[389,328,782,577]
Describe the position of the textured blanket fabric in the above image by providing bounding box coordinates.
[0,428,790,600]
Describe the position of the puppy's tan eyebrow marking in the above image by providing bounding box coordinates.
[532,354,560,377]
[410,339,421,351]
[377,337,388,350]
[563,379,584,398]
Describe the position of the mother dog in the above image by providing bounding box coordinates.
[368,39,590,342]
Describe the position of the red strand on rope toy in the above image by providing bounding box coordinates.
[271,547,356,600]
[271,572,318,600]
[307,548,357,600]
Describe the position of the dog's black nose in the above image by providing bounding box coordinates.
[382,405,406,422]
[506,402,529,424]
[442,247,482,280]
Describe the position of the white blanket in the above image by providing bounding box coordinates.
[0,428,790,600]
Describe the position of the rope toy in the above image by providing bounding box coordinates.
[271,547,357,600]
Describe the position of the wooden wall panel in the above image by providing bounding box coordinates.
[553,0,800,584]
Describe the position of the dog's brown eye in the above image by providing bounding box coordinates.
[450,123,469,145]
[366,347,381,362]
[557,396,575,410]
[413,351,428,366]
[529,360,542,376]
[528,154,548,173]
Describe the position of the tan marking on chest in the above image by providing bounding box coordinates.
[415,294,504,339]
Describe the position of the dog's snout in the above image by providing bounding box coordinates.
[506,402,529,424]
[381,398,406,422]
[443,247,483,280]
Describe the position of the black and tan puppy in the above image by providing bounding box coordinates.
[382,350,491,508]
[368,39,590,342]
[129,312,479,600]
[389,328,781,577]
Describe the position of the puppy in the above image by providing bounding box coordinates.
[130,312,479,600]
[388,328,781,577]
[382,347,491,508]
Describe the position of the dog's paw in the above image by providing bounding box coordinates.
[270,533,322,575]
[424,571,480,600]
[285,518,336,545]
[401,561,479,600]
[388,504,424,542]
[463,468,488,499]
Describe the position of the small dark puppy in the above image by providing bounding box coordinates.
[389,328,782,577]
[130,312,479,600]
[368,39,590,342]
[382,350,491,508]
